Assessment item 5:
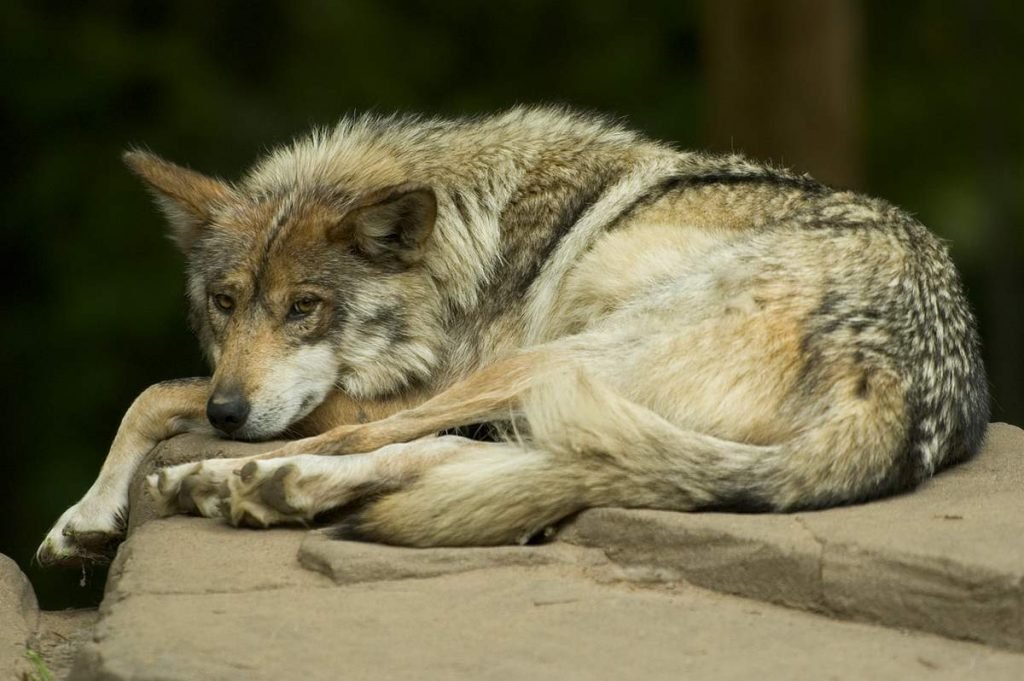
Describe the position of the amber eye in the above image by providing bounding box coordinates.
[289,297,321,318]
[212,294,235,313]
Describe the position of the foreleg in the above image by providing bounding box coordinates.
[37,378,211,565]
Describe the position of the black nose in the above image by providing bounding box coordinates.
[207,391,251,435]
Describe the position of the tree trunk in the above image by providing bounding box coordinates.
[702,0,863,188]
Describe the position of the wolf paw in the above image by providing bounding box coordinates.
[222,457,331,528]
[147,458,242,519]
[37,500,126,566]
[149,453,376,529]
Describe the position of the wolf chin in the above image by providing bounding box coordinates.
[38,106,988,563]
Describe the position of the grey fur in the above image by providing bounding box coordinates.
[39,107,990,563]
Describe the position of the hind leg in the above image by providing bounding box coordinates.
[218,435,568,547]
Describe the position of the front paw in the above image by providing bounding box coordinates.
[146,458,247,519]
[37,501,126,567]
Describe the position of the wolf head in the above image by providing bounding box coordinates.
[125,151,444,439]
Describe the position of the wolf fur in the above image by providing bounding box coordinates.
[38,107,988,561]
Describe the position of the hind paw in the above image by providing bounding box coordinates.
[222,456,342,528]
[147,454,352,528]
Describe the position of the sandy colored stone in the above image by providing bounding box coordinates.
[299,530,606,585]
[31,609,100,680]
[69,566,1024,681]
[563,423,1024,649]
[807,422,1024,647]
[1,554,39,680]
[805,423,1024,570]
[561,509,825,611]
[85,420,1024,681]
[108,518,329,599]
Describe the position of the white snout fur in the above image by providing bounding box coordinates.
[241,343,340,438]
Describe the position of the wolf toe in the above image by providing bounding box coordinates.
[147,458,244,518]
[224,453,379,527]
[146,462,199,514]
[224,460,315,527]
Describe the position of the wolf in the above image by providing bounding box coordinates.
[37,106,988,564]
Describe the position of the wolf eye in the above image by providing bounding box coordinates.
[212,294,235,312]
[289,297,321,318]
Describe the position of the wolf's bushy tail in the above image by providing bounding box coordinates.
[331,369,870,547]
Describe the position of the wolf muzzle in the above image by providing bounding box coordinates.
[207,389,251,435]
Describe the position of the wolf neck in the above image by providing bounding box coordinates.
[374,109,671,318]
[420,120,682,355]
[409,112,676,320]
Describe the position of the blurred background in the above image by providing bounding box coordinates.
[2,0,1021,609]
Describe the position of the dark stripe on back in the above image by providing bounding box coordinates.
[503,165,827,308]
[450,190,472,224]
[514,173,620,295]
[611,169,829,232]
[514,167,821,298]
[683,170,826,192]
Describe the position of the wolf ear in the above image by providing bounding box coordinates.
[332,183,437,265]
[123,150,235,251]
